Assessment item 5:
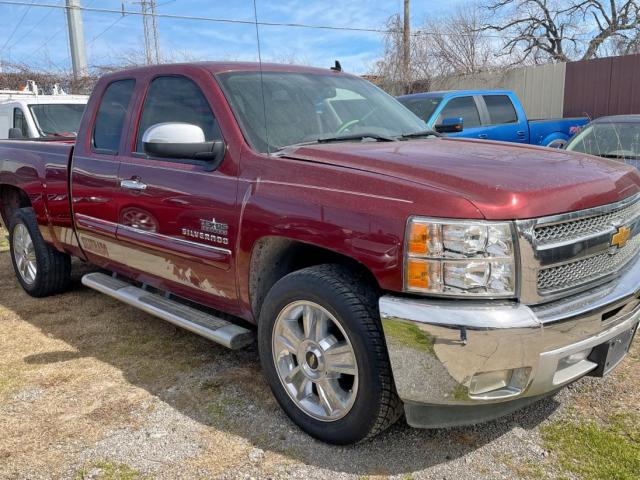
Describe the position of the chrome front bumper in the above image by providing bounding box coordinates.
[380,255,640,428]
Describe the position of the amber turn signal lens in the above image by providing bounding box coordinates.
[407,258,429,289]
[408,222,429,255]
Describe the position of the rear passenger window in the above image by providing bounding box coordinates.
[438,97,481,128]
[13,108,28,137]
[93,79,135,154]
[135,76,221,153]
[483,95,518,124]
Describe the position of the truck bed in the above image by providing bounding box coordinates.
[0,139,75,252]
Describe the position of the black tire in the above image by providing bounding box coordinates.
[9,207,71,297]
[258,264,402,444]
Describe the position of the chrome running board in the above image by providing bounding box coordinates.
[81,272,254,349]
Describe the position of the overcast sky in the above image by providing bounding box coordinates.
[0,0,466,73]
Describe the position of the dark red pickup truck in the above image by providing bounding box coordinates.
[1,62,639,445]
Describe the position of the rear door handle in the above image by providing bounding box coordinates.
[478,134,488,139]
[120,179,147,191]
[516,130,526,137]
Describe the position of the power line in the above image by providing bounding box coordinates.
[7,0,59,51]
[0,0,35,54]
[0,0,597,40]
[23,0,92,65]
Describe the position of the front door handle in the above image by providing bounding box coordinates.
[478,134,488,139]
[120,179,147,191]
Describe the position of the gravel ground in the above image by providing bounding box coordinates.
[0,244,638,479]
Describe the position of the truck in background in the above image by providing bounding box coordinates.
[397,89,588,148]
[0,81,88,139]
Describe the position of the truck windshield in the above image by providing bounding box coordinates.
[28,103,85,137]
[216,71,431,152]
[566,121,640,164]
[397,96,443,122]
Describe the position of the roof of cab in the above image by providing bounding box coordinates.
[397,89,514,100]
[101,61,351,79]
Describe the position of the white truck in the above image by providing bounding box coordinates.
[0,81,87,139]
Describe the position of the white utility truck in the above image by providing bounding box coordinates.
[0,81,87,139]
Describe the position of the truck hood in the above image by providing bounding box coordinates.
[282,137,640,220]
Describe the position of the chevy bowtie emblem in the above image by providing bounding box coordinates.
[611,225,631,249]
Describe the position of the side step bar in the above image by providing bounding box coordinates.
[81,272,254,349]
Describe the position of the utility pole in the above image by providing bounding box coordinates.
[402,0,410,93]
[137,0,160,64]
[65,0,88,79]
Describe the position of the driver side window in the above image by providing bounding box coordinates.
[438,96,481,128]
[135,76,221,153]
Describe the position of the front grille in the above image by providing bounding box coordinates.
[535,200,640,245]
[517,193,640,303]
[537,233,640,294]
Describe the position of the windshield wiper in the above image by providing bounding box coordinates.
[274,132,398,152]
[316,132,398,143]
[600,153,640,160]
[399,130,441,139]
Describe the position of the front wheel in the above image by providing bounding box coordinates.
[258,265,402,444]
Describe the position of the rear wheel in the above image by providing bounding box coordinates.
[258,264,402,444]
[9,207,71,297]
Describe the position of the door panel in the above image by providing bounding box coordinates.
[71,79,136,265]
[115,74,239,310]
[479,94,529,143]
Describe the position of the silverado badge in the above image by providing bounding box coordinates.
[611,225,631,250]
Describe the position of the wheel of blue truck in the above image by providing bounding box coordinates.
[258,264,402,444]
[9,207,71,297]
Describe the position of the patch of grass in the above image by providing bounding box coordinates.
[0,227,8,252]
[0,365,23,397]
[206,395,245,426]
[541,413,640,480]
[451,383,469,401]
[383,320,435,354]
[501,455,548,479]
[76,460,142,480]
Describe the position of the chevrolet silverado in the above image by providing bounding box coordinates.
[0,63,638,445]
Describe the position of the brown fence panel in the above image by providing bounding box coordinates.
[608,54,640,115]
[564,53,640,119]
[564,57,612,119]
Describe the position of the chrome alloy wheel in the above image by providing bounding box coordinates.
[13,223,37,285]
[272,301,359,421]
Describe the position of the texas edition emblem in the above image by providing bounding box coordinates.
[181,218,229,246]
[610,225,631,250]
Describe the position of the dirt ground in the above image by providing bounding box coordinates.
[0,237,638,479]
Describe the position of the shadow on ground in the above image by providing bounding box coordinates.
[2,253,560,476]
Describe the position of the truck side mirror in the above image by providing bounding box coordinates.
[8,128,24,139]
[142,122,226,170]
[435,117,464,134]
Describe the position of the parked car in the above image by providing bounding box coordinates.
[397,89,588,147]
[0,81,87,139]
[0,63,638,445]
[565,115,640,170]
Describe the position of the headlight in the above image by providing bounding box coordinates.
[404,218,517,297]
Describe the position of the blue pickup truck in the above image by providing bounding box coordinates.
[397,90,588,148]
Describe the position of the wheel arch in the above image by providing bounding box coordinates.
[0,184,32,228]
[248,236,381,322]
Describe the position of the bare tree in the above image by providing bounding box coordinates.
[372,6,507,94]
[484,0,640,62]
[423,8,501,76]
[372,14,433,95]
